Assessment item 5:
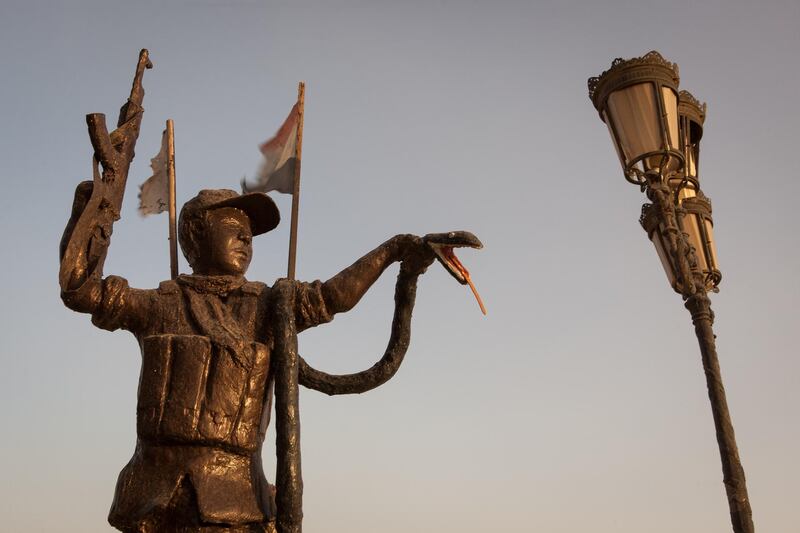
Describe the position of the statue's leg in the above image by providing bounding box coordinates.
[115,473,275,533]
[130,477,275,533]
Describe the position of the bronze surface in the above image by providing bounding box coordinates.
[60,50,478,533]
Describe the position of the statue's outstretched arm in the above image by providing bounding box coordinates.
[320,234,434,316]
[300,231,482,395]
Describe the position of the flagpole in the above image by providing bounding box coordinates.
[287,82,304,280]
[166,119,178,280]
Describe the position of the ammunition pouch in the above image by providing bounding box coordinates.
[137,334,271,453]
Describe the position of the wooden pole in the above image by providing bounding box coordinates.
[287,82,305,280]
[166,119,178,279]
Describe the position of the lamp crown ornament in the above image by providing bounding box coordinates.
[587,50,680,115]
[678,89,707,123]
[587,50,721,294]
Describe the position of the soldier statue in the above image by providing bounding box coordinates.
[59,51,481,533]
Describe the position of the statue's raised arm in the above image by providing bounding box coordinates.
[59,49,152,310]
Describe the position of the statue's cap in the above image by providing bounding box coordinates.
[181,189,280,236]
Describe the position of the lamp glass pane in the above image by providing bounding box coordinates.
[603,110,626,169]
[651,225,677,289]
[678,183,697,201]
[686,148,697,177]
[688,145,700,178]
[680,115,702,179]
[683,213,709,273]
[662,87,680,151]
[607,83,661,164]
[668,176,697,200]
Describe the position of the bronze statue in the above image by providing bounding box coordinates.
[59,50,482,533]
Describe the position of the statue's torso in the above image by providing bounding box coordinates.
[101,275,331,529]
[134,279,273,454]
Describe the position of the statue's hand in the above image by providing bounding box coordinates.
[395,234,436,277]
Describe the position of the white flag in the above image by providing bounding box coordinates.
[242,103,299,194]
[138,129,169,216]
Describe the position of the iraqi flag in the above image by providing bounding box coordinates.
[243,103,300,194]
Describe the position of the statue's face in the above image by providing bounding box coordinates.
[199,207,253,276]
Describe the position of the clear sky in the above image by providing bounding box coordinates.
[1,1,798,532]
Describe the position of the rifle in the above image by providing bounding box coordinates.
[59,49,153,292]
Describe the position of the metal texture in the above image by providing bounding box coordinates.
[685,293,754,533]
[590,52,755,533]
[58,52,483,532]
[678,89,707,130]
[644,177,754,533]
[588,51,684,186]
[681,191,722,291]
[588,50,680,118]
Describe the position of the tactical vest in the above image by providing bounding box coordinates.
[136,291,273,454]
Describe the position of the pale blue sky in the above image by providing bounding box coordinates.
[1,1,798,531]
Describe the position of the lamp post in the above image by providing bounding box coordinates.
[588,51,754,533]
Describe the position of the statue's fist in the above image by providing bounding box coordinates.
[394,234,435,277]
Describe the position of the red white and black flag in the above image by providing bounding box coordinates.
[242,102,300,194]
[245,83,305,281]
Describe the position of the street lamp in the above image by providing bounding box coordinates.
[677,90,722,292]
[588,51,754,533]
[639,89,721,294]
